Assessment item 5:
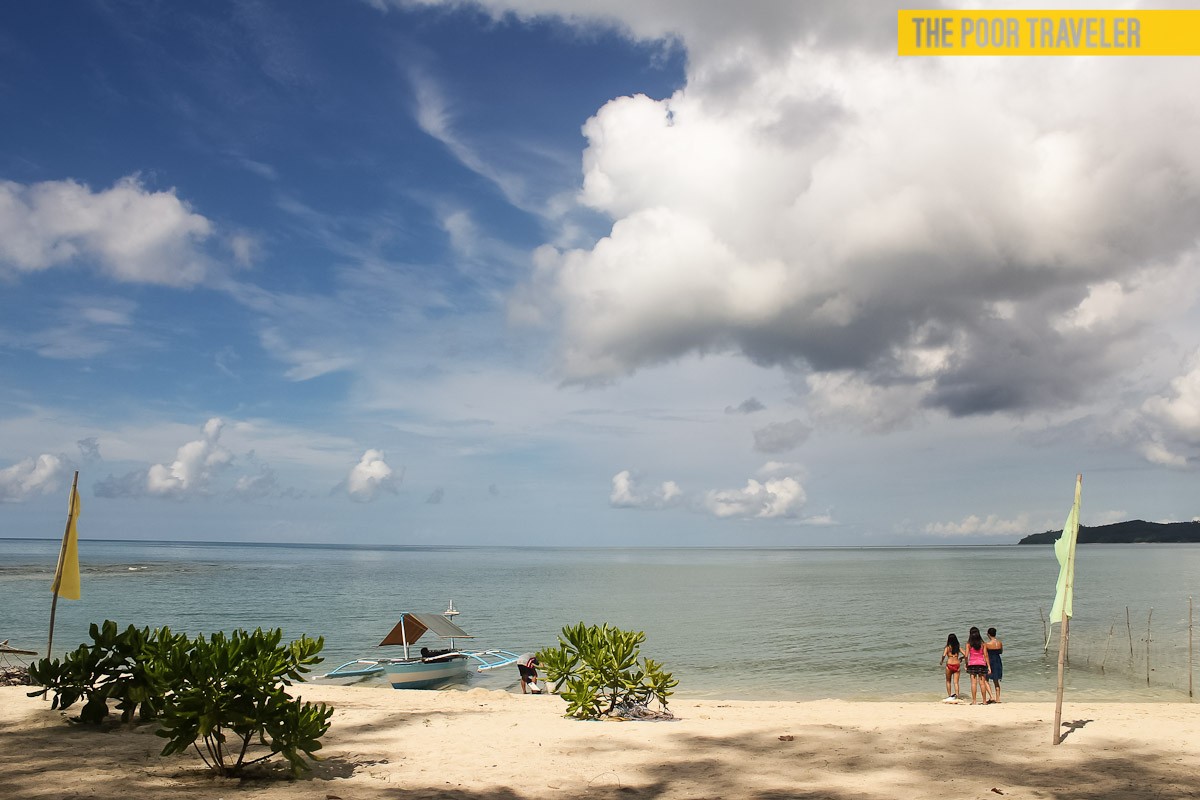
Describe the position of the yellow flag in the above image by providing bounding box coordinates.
[51,482,81,601]
[1049,475,1081,625]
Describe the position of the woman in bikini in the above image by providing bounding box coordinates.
[965,626,992,704]
[940,633,963,699]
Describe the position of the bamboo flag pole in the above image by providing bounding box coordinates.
[47,470,81,661]
[1052,473,1082,746]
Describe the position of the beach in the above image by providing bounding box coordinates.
[3,684,1198,799]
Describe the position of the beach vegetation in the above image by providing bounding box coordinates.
[28,620,184,724]
[30,621,333,778]
[537,622,677,720]
[155,627,333,777]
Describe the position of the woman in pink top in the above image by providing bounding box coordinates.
[964,626,992,704]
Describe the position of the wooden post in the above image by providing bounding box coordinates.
[1100,620,1115,674]
[1040,607,1048,653]
[1126,606,1133,657]
[1145,608,1153,685]
[1189,596,1193,700]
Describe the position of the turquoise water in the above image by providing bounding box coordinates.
[1,539,1197,701]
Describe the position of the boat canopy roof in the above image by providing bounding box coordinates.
[378,612,474,647]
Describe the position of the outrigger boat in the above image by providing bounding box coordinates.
[320,602,520,690]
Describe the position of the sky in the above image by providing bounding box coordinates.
[1,1,1198,547]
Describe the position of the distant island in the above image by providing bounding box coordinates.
[1018,519,1200,544]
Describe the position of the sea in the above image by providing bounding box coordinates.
[2,539,1197,702]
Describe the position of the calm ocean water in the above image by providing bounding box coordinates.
[1,539,1197,702]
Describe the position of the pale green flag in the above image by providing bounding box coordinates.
[1049,476,1081,626]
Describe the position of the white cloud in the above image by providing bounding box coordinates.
[0,176,215,287]
[1137,439,1188,469]
[145,418,232,497]
[492,1,1200,430]
[610,464,806,519]
[609,469,682,509]
[1142,352,1200,445]
[924,514,1035,538]
[805,371,928,434]
[0,454,67,502]
[1112,349,1200,468]
[704,474,806,520]
[757,461,802,478]
[344,449,400,502]
[96,418,233,499]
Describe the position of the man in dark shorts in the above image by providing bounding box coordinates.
[517,653,541,694]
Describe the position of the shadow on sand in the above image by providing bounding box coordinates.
[0,702,1190,800]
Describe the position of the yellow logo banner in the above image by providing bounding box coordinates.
[898,10,1200,56]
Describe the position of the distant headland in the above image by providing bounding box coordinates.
[1018,519,1200,544]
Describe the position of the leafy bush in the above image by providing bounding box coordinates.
[155,628,333,777]
[30,622,333,777]
[27,620,184,724]
[537,622,678,720]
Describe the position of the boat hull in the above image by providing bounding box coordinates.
[382,657,470,689]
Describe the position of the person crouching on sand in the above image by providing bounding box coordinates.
[517,653,541,694]
[940,633,963,699]
[965,627,992,704]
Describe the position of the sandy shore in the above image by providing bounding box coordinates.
[3,684,1198,799]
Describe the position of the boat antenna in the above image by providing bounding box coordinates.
[444,601,459,651]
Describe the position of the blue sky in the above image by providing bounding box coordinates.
[2,1,1198,546]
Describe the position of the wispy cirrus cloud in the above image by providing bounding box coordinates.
[410,69,533,213]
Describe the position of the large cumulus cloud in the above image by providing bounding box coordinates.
[487,2,1200,444]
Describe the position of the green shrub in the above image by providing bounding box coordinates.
[155,628,333,777]
[30,622,333,778]
[537,622,678,720]
[27,620,183,724]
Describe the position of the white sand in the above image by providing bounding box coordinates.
[3,684,1198,799]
